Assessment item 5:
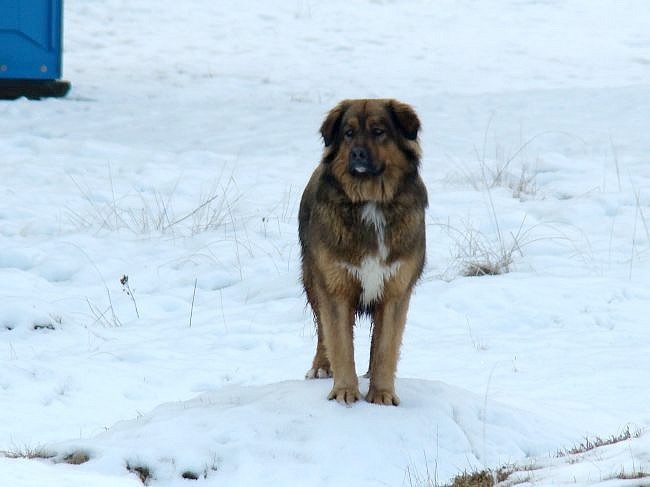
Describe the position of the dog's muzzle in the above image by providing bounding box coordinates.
[348,146,382,176]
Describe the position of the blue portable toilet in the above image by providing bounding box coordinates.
[0,0,70,99]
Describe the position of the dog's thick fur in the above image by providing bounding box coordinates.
[299,99,427,406]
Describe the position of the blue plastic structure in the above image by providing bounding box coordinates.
[0,0,70,99]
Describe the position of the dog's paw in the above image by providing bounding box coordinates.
[305,367,332,379]
[366,387,400,406]
[327,386,361,405]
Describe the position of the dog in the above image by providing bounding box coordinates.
[299,99,427,406]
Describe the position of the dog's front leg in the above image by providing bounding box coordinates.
[366,293,411,405]
[318,293,360,405]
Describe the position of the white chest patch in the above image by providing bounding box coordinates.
[342,203,400,305]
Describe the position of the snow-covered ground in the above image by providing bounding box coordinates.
[2,1,649,485]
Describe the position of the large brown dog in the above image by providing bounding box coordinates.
[299,99,427,406]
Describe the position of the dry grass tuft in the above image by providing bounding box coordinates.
[182,470,200,480]
[126,462,153,485]
[1,446,55,460]
[67,168,239,237]
[446,469,495,487]
[615,469,649,480]
[463,260,512,278]
[32,314,62,331]
[63,451,90,465]
[556,426,642,457]
[444,467,512,487]
[405,464,517,487]
[441,216,536,278]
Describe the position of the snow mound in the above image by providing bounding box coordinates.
[53,378,571,486]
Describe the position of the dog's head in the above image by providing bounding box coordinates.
[319,99,421,203]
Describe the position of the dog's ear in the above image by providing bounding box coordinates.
[320,100,351,147]
[388,100,420,141]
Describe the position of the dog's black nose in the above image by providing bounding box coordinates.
[350,146,368,163]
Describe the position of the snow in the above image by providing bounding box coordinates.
[47,379,574,486]
[1,0,650,486]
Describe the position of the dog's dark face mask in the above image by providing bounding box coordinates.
[320,99,421,178]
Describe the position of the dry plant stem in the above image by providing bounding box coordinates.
[120,275,140,319]
[189,278,197,328]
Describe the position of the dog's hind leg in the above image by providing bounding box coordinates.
[305,317,332,379]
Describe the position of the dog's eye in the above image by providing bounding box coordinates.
[344,129,354,138]
[372,128,385,137]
